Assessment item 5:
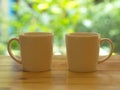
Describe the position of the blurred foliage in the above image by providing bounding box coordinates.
[0,0,120,55]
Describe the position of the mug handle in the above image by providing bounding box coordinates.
[7,38,22,64]
[98,38,114,64]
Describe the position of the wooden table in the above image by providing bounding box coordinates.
[0,55,120,90]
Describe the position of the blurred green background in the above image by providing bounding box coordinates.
[0,0,120,55]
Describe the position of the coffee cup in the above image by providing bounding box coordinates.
[66,32,114,72]
[7,32,53,72]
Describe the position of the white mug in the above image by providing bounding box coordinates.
[66,32,114,72]
[7,32,53,72]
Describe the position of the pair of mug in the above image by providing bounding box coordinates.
[7,32,114,72]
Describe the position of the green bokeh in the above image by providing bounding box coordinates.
[0,0,120,55]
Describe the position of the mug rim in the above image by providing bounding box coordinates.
[66,32,100,37]
[20,32,53,37]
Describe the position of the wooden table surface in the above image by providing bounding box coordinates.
[0,55,120,90]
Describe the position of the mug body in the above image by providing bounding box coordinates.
[19,32,53,72]
[66,32,100,72]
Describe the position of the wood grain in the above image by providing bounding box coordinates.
[0,55,120,90]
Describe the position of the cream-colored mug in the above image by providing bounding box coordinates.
[66,32,114,72]
[7,32,53,72]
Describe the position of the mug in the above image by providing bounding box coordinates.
[66,32,114,72]
[7,32,53,72]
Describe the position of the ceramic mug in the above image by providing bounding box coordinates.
[7,32,53,72]
[66,32,114,72]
